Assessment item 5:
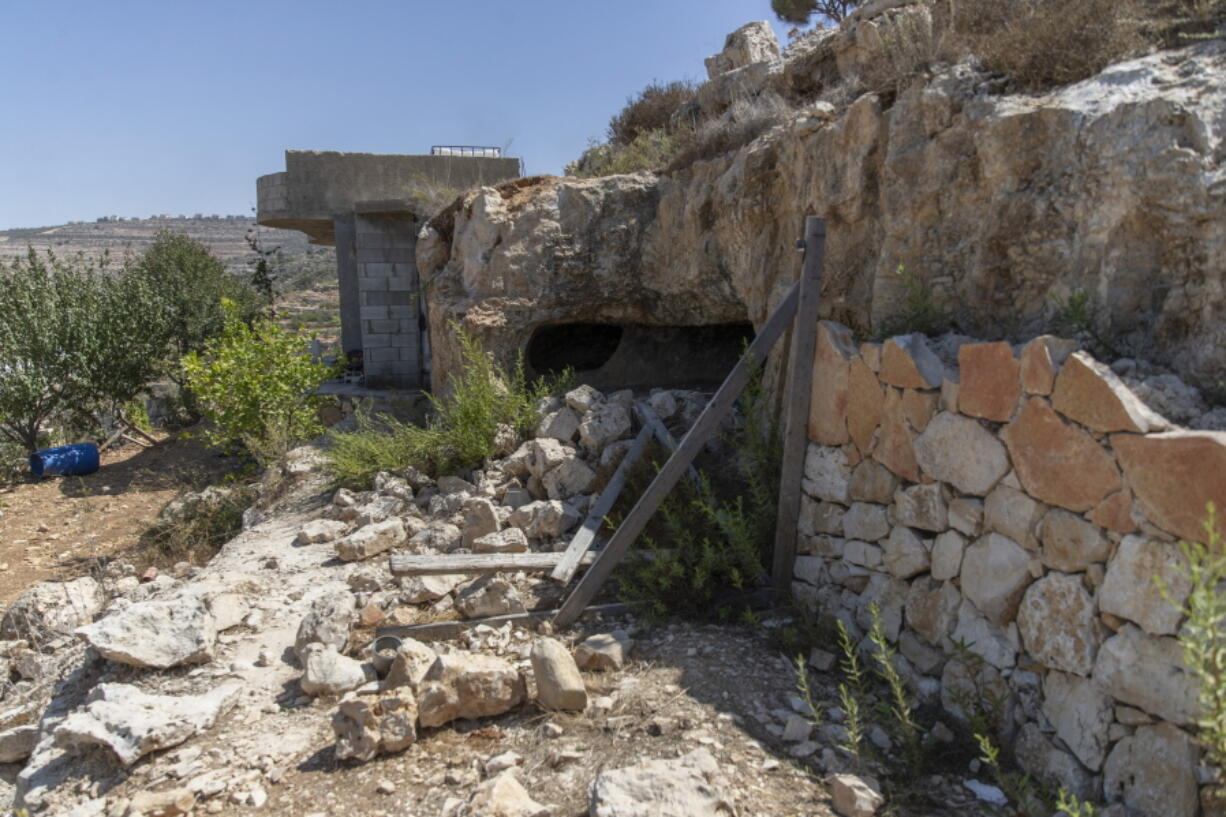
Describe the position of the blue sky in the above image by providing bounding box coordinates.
[0,1,789,229]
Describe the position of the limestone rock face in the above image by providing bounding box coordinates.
[1,577,103,640]
[77,593,216,669]
[420,44,1226,406]
[1103,723,1200,817]
[416,653,525,728]
[704,20,780,78]
[588,747,734,817]
[1098,534,1191,636]
[1016,573,1100,675]
[54,683,241,765]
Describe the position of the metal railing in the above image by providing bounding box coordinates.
[430,145,503,158]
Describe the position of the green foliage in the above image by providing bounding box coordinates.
[794,653,824,727]
[130,231,264,363]
[1162,504,1226,798]
[835,617,870,760]
[1050,288,1118,358]
[181,301,333,465]
[0,249,168,451]
[244,229,278,305]
[606,80,698,147]
[615,363,780,620]
[975,732,1052,815]
[568,129,680,178]
[866,602,922,767]
[1055,789,1098,817]
[772,0,860,24]
[327,327,568,487]
[877,265,951,338]
[403,173,466,219]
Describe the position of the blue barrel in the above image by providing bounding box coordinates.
[29,443,100,477]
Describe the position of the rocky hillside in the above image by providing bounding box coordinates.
[418,14,1226,396]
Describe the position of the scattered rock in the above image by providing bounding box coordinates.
[830,773,884,817]
[336,518,407,561]
[531,637,587,711]
[465,770,550,817]
[332,692,418,761]
[588,747,734,817]
[473,528,530,554]
[54,683,241,765]
[126,787,196,817]
[400,573,465,604]
[300,643,370,697]
[296,519,350,545]
[455,578,527,619]
[417,653,526,728]
[294,588,356,660]
[462,498,502,549]
[0,724,38,764]
[77,593,216,669]
[575,631,633,671]
[0,577,103,641]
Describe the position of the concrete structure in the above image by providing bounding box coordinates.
[257,150,520,388]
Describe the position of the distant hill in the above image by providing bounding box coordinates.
[0,215,337,293]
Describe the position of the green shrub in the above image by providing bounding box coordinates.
[181,300,334,466]
[327,328,568,487]
[568,129,680,178]
[877,265,952,338]
[1162,504,1226,799]
[607,80,698,147]
[666,93,790,171]
[0,249,169,451]
[615,364,780,619]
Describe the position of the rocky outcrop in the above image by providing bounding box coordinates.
[419,32,1226,394]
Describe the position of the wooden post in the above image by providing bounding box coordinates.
[550,423,653,585]
[771,217,827,592]
[552,282,801,628]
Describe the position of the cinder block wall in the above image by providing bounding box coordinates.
[795,322,1226,817]
[354,213,420,388]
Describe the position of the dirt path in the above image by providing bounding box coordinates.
[0,432,240,608]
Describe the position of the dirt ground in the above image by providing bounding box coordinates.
[0,432,241,608]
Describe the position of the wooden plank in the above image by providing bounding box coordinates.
[772,217,827,591]
[553,283,801,628]
[633,401,700,490]
[390,551,592,576]
[550,423,654,585]
[390,548,671,577]
[375,602,638,642]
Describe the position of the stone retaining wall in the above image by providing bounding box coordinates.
[793,321,1226,817]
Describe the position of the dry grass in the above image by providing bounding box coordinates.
[606,80,698,147]
[666,92,792,171]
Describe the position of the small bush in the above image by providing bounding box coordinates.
[138,483,255,566]
[953,0,1147,92]
[568,129,680,178]
[403,172,466,220]
[607,80,698,147]
[876,265,952,338]
[616,364,780,619]
[181,300,334,466]
[327,328,568,487]
[666,93,790,171]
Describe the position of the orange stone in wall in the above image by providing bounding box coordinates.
[958,341,1021,422]
[808,321,856,446]
[847,356,884,456]
[872,387,921,482]
[1088,488,1137,534]
[1000,397,1122,512]
[1020,336,1059,396]
[902,389,939,432]
[1112,431,1226,543]
[1052,352,1168,433]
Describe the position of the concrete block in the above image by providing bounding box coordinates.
[368,319,400,334]
[360,306,389,321]
[358,277,389,292]
[362,333,394,347]
[361,262,394,277]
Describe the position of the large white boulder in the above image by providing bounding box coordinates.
[76,593,216,669]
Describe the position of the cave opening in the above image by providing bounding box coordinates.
[526,321,756,390]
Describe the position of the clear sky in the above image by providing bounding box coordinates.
[0,1,789,229]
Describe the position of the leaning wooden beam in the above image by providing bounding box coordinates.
[390,551,595,576]
[553,282,802,628]
[772,217,827,592]
[550,423,654,585]
[632,401,700,490]
[375,602,638,642]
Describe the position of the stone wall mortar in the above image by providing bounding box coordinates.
[794,321,1226,817]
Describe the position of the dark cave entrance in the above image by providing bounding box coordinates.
[525,321,756,390]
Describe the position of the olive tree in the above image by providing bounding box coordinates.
[0,249,169,451]
[772,0,861,24]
